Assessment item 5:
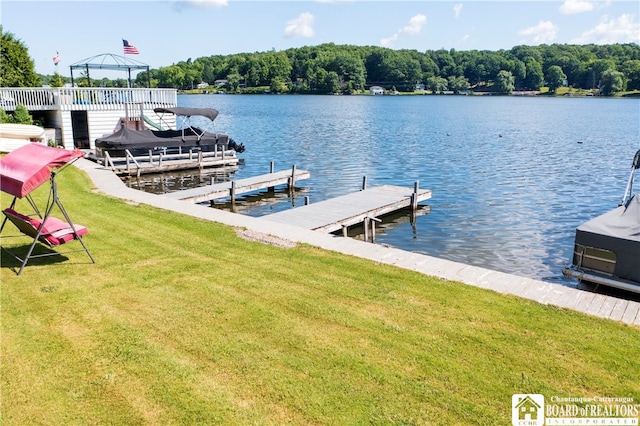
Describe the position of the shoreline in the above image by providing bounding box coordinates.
[74,158,640,327]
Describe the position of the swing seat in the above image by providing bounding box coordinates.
[0,144,94,275]
[3,208,88,247]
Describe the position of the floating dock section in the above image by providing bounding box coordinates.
[262,184,432,234]
[164,166,310,204]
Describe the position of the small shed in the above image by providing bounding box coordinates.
[369,86,384,95]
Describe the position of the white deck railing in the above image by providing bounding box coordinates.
[0,87,177,112]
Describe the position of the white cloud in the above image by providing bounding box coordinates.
[400,13,426,35]
[454,4,463,19]
[380,13,426,47]
[559,0,595,15]
[458,34,470,44]
[380,34,399,47]
[571,14,640,44]
[518,20,559,44]
[172,0,228,11]
[284,12,315,38]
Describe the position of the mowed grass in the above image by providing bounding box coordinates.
[1,166,639,425]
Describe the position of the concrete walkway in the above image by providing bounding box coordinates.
[74,159,640,327]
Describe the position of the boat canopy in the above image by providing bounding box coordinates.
[154,107,219,122]
[95,127,166,150]
[0,144,84,198]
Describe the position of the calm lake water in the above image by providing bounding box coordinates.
[130,94,640,286]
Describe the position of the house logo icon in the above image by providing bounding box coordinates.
[512,394,544,426]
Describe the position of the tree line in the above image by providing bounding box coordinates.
[117,42,640,95]
[2,26,639,95]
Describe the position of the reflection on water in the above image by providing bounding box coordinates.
[125,166,240,194]
[127,94,639,295]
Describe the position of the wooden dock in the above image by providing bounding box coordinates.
[262,184,432,233]
[164,167,310,203]
[98,149,239,176]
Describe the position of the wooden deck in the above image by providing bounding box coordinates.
[262,184,432,233]
[164,168,311,203]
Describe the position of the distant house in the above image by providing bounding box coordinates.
[214,79,228,87]
[196,82,209,89]
[415,83,425,91]
[369,86,384,95]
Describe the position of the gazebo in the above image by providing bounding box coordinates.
[69,53,151,88]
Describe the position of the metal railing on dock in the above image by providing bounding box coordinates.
[99,147,238,176]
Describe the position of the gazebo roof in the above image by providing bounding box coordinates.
[69,53,149,71]
[69,53,150,87]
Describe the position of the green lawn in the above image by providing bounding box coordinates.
[1,166,639,425]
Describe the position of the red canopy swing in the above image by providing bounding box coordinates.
[0,144,95,275]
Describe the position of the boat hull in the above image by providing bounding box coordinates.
[563,194,640,292]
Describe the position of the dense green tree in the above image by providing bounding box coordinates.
[158,65,187,88]
[226,71,242,92]
[493,70,515,93]
[0,26,40,87]
[50,72,65,88]
[318,71,340,94]
[0,109,10,123]
[620,60,640,90]
[599,69,626,95]
[545,65,567,92]
[11,104,33,124]
[269,76,289,94]
[522,57,544,90]
[591,59,617,87]
[448,75,470,93]
[426,76,448,93]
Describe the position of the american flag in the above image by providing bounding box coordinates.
[122,39,140,55]
[53,52,61,65]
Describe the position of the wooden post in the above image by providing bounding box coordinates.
[362,176,367,191]
[148,149,153,165]
[230,180,236,206]
[304,196,310,205]
[363,218,369,242]
[371,218,376,244]
[342,224,348,237]
[368,217,381,244]
[270,161,275,173]
[411,180,420,212]
[289,165,296,190]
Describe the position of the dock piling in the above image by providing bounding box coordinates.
[362,176,367,191]
[230,180,237,206]
[289,165,297,190]
[411,180,420,211]
[268,162,276,191]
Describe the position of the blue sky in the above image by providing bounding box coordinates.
[3,0,639,77]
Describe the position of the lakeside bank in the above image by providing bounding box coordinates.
[74,159,640,326]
